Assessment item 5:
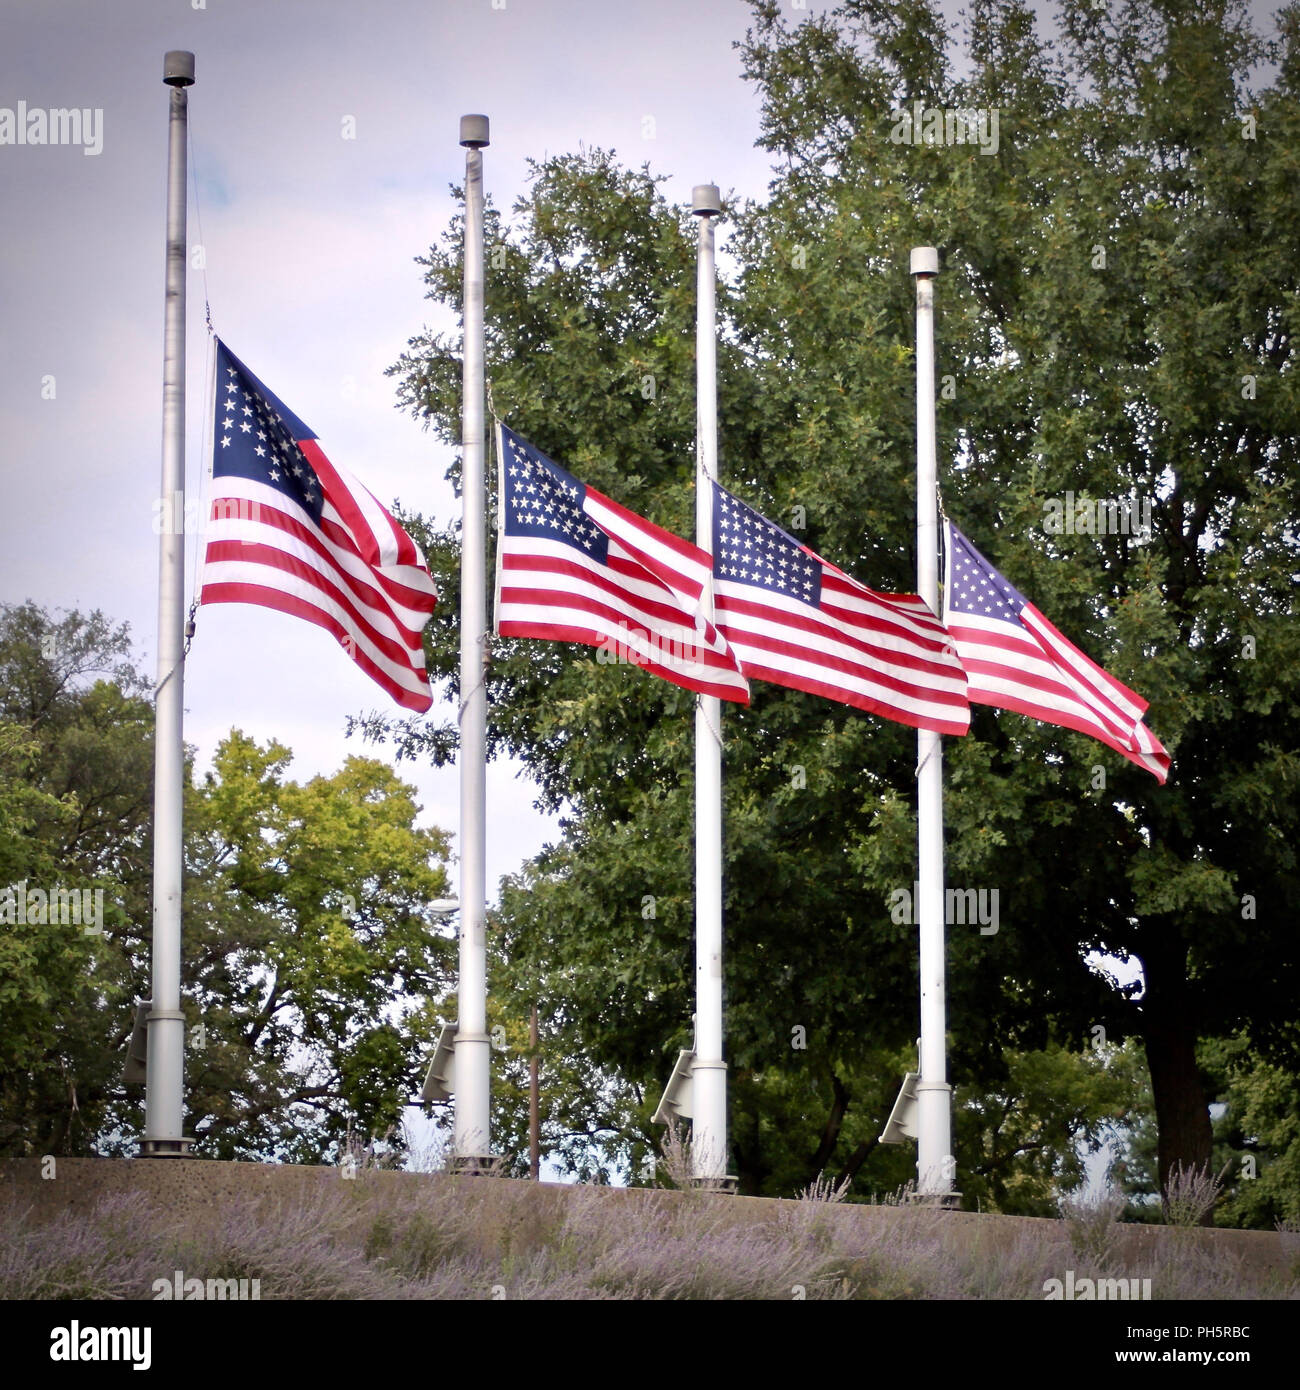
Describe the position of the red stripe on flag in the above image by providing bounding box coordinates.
[301,440,381,567]
[200,581,433,712]
[203,538,422,668]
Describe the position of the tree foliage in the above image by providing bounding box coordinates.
[0,604,151,1153]
[385,0,1300,1211]
[0,604,453,1162]
[178,732,453,1161]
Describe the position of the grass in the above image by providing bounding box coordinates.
[3,1170,1297,1300]
[1059,1183,1128,1267]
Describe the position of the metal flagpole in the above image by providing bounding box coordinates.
[454,113,493,1167]
[910,246,955,1202]
[690,184,729,1188]
[142,50,195,1157]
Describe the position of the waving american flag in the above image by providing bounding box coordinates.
[710,483,970,735]
[943,522,1169,781]
[494,425,748,702]
[198,340,438,711]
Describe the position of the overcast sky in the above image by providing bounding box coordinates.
[0,0,856,898]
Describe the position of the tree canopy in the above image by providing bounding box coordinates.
[0,603,454,1162]
[381,0,1300,1213]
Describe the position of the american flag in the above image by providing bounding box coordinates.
[710,483,970,734]
[494,425,749,702]
[198,340,438,711]
[943,521,1170,782]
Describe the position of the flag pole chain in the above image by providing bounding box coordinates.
[918,488,953,775]
[187,114,213,337]
[183,327,217,659]
[696,692,723,753]
[155,654,184,699]
[464,375,495,724]
[457,632,492,725]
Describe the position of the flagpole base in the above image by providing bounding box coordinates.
[687,1174,738,1194]
[448,1154,500,1177]
[907,1189,962,1210]
[139,1137,193,1157]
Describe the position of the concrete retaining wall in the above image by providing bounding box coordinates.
[3,1157,1295,1276]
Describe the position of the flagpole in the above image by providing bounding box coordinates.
[454,113,493,1168]
[142,50,195,1157]
[691,184,729,1188]
[911,246,955,1202]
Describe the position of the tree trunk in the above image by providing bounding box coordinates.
[806,1073,850,1181]
[1139,930,1214,1225]
[837,1135,879,1190]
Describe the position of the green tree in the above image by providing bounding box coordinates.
[958,1040,1148,1215]
[1201,1032,1300,1228]
[386,0,1300,1206]
[730,0,1300,1203]
[0,604,149,1154]
[0,604,455,1162]
[168,731,454,1162]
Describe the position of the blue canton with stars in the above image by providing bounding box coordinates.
[212,340,324,525]
[500,426,608,562]
[711,482,821,606]
[946,526,1029,621]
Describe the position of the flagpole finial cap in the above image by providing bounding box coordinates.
[163,51,195,87]
[910,246,939,277]
[459,114,490,148]
[692,184,722,217]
